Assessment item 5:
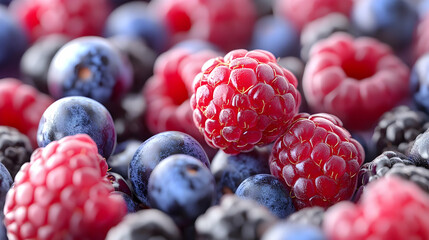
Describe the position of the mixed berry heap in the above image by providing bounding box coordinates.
[191,49,301,154]
[269,113,365,209]
[3,134,126,240]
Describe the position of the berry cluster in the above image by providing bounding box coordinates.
[0,0,428,239]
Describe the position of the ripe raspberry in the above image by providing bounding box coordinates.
[303,32,410,130]
[3,134,127,240]
[143,47,220,145]
[325,177,429,240]
[9,0,111,43]
[150,0,256,51]
[274,0,353,30]
[269,113,364,209]
[0,78,53,148]
[191,49,301,154]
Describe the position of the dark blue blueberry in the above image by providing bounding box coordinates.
[129,131,209,206]
[0,5,28,71]
[148,154,215,227]
[20,34,69,94]
[410,54,429,114]
[47,36,132,104]
[249,16,299,58]
[261,222,327,240]
[351,0,419,49]
[235,174,295,219]
[37,96,117,159]
[211,147,270,203]
[108,140,142,179]
[0,162,13,240]
[104,2,170,53]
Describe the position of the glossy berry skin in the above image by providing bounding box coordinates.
[151,0,256,52]
[211,147,271,202]
[0,162,13,240]
[269,113,365,210]
[148,154,216,226]
[129,131,210,206]
[235,174,295,219]
[408,129,429,168]
[0,126,32,178]
[9,0,111,43]
[351,0,419,50]
[4,134,127,240]
[107,140,142,179]
[249,16,300,58]
[48,36,132,104]
[105,2,170,53]
[191,49,301,154]
[0,78,54,148]
[37,96,117,159]
[325,177,429,240]
[274,0,353,30]
[262,223,327,240]
[20,34,69,94]
[303,33,410,130]
[410,54,429,114]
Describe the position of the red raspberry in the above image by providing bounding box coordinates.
[3,134,127,240]
[9,0,111,42]
[150,0,256,51]
[303,33,410,130]
[274,0,353,30]
[269,113,364,210]
[143,47,220,144]
[324,177,429,240]
[0,78,53,148]
[191,49,301,154]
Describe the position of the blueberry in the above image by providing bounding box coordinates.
[0,162,13,240]
[47,36,132,104]
[235,174,295,218]
[112,191,142,213]
[351,0,419,49]
[108,140,142,179]
[261,222,327,240]
[20,34,69,94]
[37,96,117,159]
[249,16,299,58]
[129,131,209,206]
[104,1,170,53]
[148,154,215,226]
[410,53,429,114]
[211,147,270,202]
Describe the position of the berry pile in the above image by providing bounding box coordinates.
[0,0,429,239]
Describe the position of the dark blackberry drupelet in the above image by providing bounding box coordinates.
[372,105,429,155]
[353,151,415,201]
[195,195,277,240]
[385,164,429,194]
[0,126,32,178]
[286,206,325,228]
[408,128,429,168]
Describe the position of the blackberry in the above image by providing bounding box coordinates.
[286,206,325,228]
[353,151,414,202]
[106,209,182,240]
[195,195,277,240]
[372,105,429,155]
[408,129,429,168]
[385,164,429,194]
[0,126,32,178]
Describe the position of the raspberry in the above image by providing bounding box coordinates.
[303,32,410,130]
[191,49,301,154]
[0,126,32,178]
[9,0,111,43]
[269,113,364,209]
[325,177,429,240]
[3,134,127,240]
[150,0,256,51]
[144,48,220,146]
[0,78,53,148]
[274,0,353,30]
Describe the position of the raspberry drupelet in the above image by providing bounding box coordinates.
[269,113,365,210]
[190,49,301,154]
